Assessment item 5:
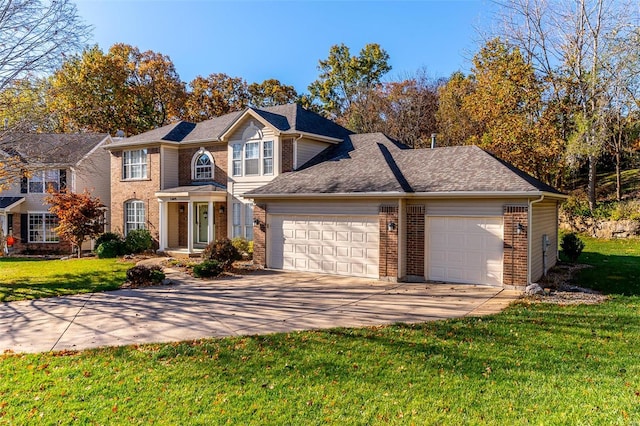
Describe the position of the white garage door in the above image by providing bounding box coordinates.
[269,215,379,278]
[428,217,503,286]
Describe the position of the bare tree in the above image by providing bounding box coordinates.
[491,0,639,209]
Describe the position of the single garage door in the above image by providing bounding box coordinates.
[269,215,379,278]
[428,216,503,286]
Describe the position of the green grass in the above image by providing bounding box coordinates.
[0,239,639,424]
[0,258,132,302]
[562,235,640,296]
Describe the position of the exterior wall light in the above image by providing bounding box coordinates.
[387,221,397,232]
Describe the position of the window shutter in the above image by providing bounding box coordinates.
[59,169,67,190]
[20,175,27,193]
[20,214,28,242]
[7,214,13,233]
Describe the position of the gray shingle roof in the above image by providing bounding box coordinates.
[247,134,563,197]
[107,104,352,147]
[0,133,109,165]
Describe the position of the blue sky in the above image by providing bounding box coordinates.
[75,1,493,93]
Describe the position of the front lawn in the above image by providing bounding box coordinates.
[0,237,639,423]
[0,258,132,302]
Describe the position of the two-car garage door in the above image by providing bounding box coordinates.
[268,215,379,278]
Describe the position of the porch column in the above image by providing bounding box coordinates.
[158,200,168,252]
[208,201,214,244]
[187,202,194,253]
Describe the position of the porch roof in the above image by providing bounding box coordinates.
[155,184,227,199]
[0,197,25,212]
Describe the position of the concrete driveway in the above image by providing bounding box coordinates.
[0,269,520,354]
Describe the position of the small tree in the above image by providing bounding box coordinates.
[45,189,105,258]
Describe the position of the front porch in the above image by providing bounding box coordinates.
[156,185,228,254]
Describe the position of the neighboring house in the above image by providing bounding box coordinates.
[0,133,112,254]
[107,104,566,290]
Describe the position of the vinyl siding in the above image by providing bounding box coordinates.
[296,139,330,168]
[266,200,381,216]
[531,200,559,282]
[75,140,111,215]
[161,146,179,190]
[226,119,276,143]
[422,199,526,217]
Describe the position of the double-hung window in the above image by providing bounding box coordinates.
[123,149,147,179]
[244,204,254,240]
[232,144,242,176]
[232,202,242,238]
[124,200,145,235]
[28,170,60,193]
[263,141,273,175]
[29,213,59,243]
[244,142,259,175]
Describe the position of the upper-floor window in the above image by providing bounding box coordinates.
[192,148,214,180]
[122,149,147,180]
[26,170,61,193]
[231,140,274,177]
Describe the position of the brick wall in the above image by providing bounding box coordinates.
[282,138,294,172]
[178,144,228,187]
[503,205,529,287]
[253,204,267,266]
[379,205,398,280]
[10,214,72,255]
[110,147,160,242]
[215,202,228,241]
[406,205,425,277]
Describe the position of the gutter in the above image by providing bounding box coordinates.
[247,190,567,200]
[528,194,545,285]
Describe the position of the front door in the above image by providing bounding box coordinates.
[196,203,209,244]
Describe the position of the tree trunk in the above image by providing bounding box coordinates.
[616,151,622,201]
[588,155,597,211]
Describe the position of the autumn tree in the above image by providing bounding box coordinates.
[184,73,249,122]
[436,71,480,146]
[46,190,105,258]
[49,44,186,135]
[491,0,639,209]
[308,43,391,123]
[248,79,298,107]
[0,78,54,132]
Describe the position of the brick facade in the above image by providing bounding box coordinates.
[282,138,294,172]
[178,144,228,187]
[10,214,72,255]
[379,205,398,280]
[503,205,529,287]
[110,147,161,243]
[214,202,227,242]
[406,205,425,277]
[253,204,267,266]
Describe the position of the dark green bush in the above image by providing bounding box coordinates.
[126,265,165,286]
[96,240,124,258]
[561,233,585,263]
[193,260,223,278]
[95,232,122,250]
[125,229,153,254]
[202,238,241,270]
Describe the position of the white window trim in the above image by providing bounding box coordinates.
[28,212,59,243]
[191,148,215,181]
[28,170,60,194]
[231,140,274,177]
[124,200,146,236]
[122,149,148,180]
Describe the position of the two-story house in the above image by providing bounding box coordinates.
[0,133,112,254]
[105,104,350,254]
[107,104,566,290]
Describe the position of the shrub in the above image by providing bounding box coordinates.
[231,237,253,259]
[124,229,153,254]
[193,260,224,278]
[561,233,585,263]
[96,240,124,258]
[126,265,165,286]
[202,238,241,270]
[95,232,122,249]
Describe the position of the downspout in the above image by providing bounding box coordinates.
[527,195,545,285]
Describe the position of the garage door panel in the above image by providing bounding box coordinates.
[269,215,379,279]
[428,217,503,286]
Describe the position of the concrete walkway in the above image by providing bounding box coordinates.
[0,269,521,354]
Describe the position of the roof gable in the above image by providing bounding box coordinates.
[0,133,110,165]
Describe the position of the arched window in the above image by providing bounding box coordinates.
[192,148,214,180]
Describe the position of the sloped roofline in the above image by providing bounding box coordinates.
[247,190,568,200]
